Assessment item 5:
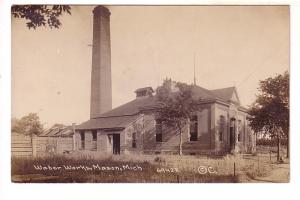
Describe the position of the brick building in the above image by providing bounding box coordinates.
[76,83,256,155]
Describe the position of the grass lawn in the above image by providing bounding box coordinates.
[11,151,289,183]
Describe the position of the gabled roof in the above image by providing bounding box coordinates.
[76,114,141,130]
[77,85,243,130]
[40,124,73,137]
[210,86,240,105]
[191,85,219,100]
[99,96,158,117]
[76,96,158,130]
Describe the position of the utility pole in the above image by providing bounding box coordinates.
[193,53,197,85]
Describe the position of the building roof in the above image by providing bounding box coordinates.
[210,87,238,103]
[192,85,219,100]
[40,124,73,137]
[77,85,245,130]
[100,96,158,117]
[76,114,141,130]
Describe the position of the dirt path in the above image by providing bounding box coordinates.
[243,163,290,183]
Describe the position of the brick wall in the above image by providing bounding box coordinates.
[142,104,214,154]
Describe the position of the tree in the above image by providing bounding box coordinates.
[11,5,71,29]
[155,79,199,155]
[248,71,289,161]
[11,113,44,137]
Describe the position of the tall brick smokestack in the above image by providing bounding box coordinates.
[90,6,112,119]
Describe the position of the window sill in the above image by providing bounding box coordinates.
[188,140,199,143]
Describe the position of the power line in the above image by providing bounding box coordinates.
[236,43,288,88]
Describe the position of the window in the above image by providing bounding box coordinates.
[230,118,236,147]
[189,115,198,141]
[80,131,85,149]
[238,120,242,142]
[132,132,137,148]
[92,130,97,141]
[219,116,225,142]
[156,119,162,142]
[92,130,97,150]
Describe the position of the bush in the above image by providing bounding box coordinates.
[256,138,287,146]
[154,156,165,163]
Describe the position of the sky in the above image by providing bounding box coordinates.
[11,5,289,127]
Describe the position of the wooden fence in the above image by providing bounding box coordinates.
[35,136,73,156]
[11,132,33,157]
[11,132,74,157]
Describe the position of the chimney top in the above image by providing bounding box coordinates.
[135,87,154,98]
[93,6,110,17]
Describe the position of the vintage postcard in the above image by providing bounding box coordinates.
[11,5,289,183]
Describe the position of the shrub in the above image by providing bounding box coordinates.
[256,138,287,146]
[154,156,165,163]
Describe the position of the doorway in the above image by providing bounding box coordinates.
[112,134,120,154]
[80,131,85,150]
[229,118,236,150]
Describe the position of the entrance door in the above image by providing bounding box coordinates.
[229,118,236,151]
[112,134,120,155]
[80,131,85,150]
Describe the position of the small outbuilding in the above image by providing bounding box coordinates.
[35,124,75,156]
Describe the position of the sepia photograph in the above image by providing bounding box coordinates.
[11,5,290,183]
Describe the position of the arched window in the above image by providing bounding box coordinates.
[92,130,97,150]
[238,120,242,142]
[132,132,137,148]
[156,119,162,142]
[189,115,198,141]
[230,118,236,147]
[219,115,225,141]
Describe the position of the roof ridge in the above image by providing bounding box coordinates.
[209,86,240,105]
[209,86,236,91]
[98,98,140,116]
[91,113,140,119]
[192,85,219,99]
[95,96,156,118]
